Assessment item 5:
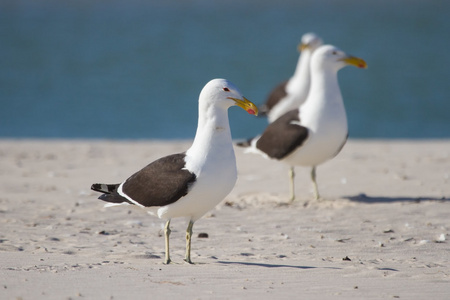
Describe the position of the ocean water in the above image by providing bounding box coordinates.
[1,0,449,140]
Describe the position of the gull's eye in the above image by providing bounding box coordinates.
[332,51,337,55]
[223,87,230,92]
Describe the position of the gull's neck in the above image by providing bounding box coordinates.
[299,64,347,136]
[187,101,233,163]
[308,65,342,106]
[286,49,312,97]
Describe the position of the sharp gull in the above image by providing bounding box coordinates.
[91,79,258,264]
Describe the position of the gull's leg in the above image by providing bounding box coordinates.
[164,219,171,264]
[184,220,194,264]
[289,166,295,202]
[311,166,320,200]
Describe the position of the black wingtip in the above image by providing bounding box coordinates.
[236,138,253,148]
[257,109,268,118]
[91,183,119,194]
[257,103,271,117]
[91,183,101,191]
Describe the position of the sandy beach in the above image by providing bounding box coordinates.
[0,139,449,300]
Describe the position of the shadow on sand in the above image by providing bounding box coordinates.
[217,261,341,270]
[345,193,448,204]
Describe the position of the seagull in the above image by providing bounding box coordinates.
[239,45,367,202]
[259,33,323,123]
[91,79,258,264]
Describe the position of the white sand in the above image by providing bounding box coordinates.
[0,139,449,299]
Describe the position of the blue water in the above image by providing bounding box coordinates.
[1,0,449,139]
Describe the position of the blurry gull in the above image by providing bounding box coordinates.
[259,32,323,123]
[239,45,366,201]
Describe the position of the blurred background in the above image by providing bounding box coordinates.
[1,0,449,140]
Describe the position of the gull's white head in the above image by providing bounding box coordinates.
[311,44,367,72]
[298,32,323,52]
[199,79,258,116]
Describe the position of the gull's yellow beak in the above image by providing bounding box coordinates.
[341,56,368,69]
[228,96,258,116]
[298,42,308,52]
